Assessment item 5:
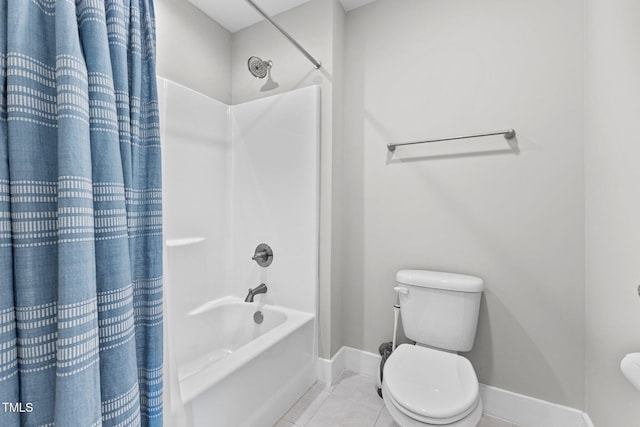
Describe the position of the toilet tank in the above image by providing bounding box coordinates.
[395,270,484,352]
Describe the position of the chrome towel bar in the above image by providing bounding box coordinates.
[387,129,516,152]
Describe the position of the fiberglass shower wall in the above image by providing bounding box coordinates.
[230,86,320,315]
[159,78,319,317]
[159,78,232,308]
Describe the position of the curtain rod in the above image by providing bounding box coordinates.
[244,0,322,70]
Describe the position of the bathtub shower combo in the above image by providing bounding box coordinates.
[159,80,320,426]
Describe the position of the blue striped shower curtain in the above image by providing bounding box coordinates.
[0,0,163,426]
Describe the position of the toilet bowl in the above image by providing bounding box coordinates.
[382,270,485,427]
[382,344,482,427]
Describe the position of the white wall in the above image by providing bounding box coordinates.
[230,86,320,314]
[585,0,640,424]
[342,0,585,409]
[155,0,232,103]
[231,0,346,358]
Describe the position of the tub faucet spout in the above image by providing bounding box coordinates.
[245,283,268,302]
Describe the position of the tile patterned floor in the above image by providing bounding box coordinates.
[275,371,522,427]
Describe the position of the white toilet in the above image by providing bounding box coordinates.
[382,270,485,427]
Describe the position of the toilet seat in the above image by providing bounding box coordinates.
[383,385,483,427]
[383,344,480,425]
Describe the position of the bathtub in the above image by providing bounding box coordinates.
[175,296,316,427]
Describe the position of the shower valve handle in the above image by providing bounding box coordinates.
[252,244,273,267]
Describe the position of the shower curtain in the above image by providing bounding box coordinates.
[0,0,162,426]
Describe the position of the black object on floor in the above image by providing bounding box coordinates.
[377,341,394,398]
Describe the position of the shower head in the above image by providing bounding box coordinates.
[248,56,272,79]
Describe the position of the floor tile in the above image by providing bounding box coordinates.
[332,371,384,411]
[315,378,339,393]
[281,383,331,426]
[477,414,516,427]
[279,373,524,427]
[306,394,383,427]
[373,406,399,427]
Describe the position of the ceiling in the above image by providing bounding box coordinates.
[188,0,377,33]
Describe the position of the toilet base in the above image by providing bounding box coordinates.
[382,388,483,427]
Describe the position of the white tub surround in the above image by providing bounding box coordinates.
[160,79,320,427]
[230,86,321,315]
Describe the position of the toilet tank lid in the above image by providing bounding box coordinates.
[396,270,484,293]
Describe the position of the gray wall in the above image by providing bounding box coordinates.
[231,0,346,358]
[342,0,585,409]
[329,0,346,360]
[155,0,232,103]
[585,0,640,424]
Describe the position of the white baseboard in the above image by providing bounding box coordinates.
[480,384,590,427]
[344,345,381,379]
[317,346,593,427]
[316,346,380,385]
[316,346,346,385]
